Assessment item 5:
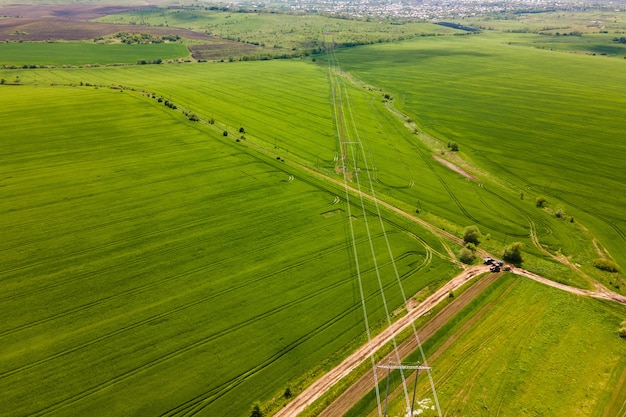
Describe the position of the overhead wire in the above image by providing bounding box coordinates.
[336,51,443,416]
[327,41,383,417]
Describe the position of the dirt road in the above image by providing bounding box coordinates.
[512,269,626,305]
[273,264,491,417]
[274,265,626,417]
[317,271,502,417]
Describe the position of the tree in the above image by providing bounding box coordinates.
[250,404,263,417]
[223,131,228,137]
[239,127,245,133]
[463,225,481,245]
[284,387,293,398]
[458,247,475,264]
[535,196,547,207]
[503,242,524,264]
[450,142,459,151]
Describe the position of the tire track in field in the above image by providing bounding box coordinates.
[0,216,342,304]
[26,245,427,417]
[479,146,625,245]
[469,181,505,221]
[415,148,482,225]
[0,195,238,278]
[367,96,415,189]
[437,289,545,414]
[27,274,357,417]
[0,245,348,381]
[1,156,280,268]
[481,185,552,238]
[1,233,416,384]
[473,149,530,191]
[552,192,626,244]
[0,227,376,339]
[159,298,365,417]
[440,301,544,414]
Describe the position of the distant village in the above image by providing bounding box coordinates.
[235,0,625,20]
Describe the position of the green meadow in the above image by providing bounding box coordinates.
[97,8,458,53]
[1,6,626,416]
[352,274,626,417]
[0,42,189,66]
[0,82,457,416]
[324,34,626,288]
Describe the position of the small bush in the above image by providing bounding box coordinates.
[535,196,547,207]
[503,242,524,264]
[619,327,626,339]
[250,404,263,417]
[458,247,475,264]
[555,207,564,218]
[463,225,481,245]
[593,258,620,272]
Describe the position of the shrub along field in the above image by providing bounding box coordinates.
[0,82,457,416]
[352,274,626,417]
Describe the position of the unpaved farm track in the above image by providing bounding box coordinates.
[317,271,503,417]
[512,269,626,305]
[274,265,491,417]
[275,266,626,417]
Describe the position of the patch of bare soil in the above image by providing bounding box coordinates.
[0,4,152,20]
[0,18,216,42]
[433,155,478,181]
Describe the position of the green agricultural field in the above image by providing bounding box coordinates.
[3,35,622,288]
[0,83,458,416]
[324,34,626,290]
[353,274,626,417]
[96,7,459,54]
[2,7,626,416]
[0,42,189,67]
[466,10,626,37]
